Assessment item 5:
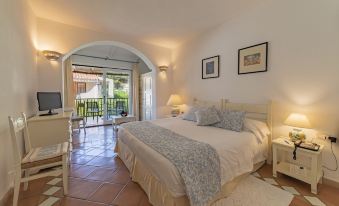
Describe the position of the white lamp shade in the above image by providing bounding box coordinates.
[167,94,183,106]
[284,113,311,129]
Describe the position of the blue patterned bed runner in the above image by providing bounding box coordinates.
[121,121,221,206]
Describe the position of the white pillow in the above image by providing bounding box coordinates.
[243,118,270,143]
[195,107,220,126]
[182,106,205,122]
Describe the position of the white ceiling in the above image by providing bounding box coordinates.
[29,0,265,48]
[74,45,140,63]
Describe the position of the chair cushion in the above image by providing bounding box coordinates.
[21,156,63,169]
[72,116,84,121]
[22,142,68,163]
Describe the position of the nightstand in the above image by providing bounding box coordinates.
[272,137,324,194]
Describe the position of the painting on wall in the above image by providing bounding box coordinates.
[238,42,268,75]
[202,55,220,79]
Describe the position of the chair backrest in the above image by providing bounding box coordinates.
[8,113,31,164]
[116,101,125,110]
[76,101,85,116]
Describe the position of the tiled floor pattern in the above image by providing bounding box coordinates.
[255,165,339,206]
[6,125,339,206]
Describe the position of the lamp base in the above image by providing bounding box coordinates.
[170,107,180,117]
[289,128,306,142]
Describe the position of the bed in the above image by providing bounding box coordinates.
[115,99,272,206]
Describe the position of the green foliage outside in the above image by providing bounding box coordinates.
[107,74,129,99]
[114,90,128,98]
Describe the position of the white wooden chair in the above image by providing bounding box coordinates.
[8,113,69,206]
[71,115,86,134]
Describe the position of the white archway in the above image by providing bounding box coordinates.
[61,40,157,119]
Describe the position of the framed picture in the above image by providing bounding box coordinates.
[238,42,268,75]
[202,55,220,79]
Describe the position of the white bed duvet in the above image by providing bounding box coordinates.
[118,117,268,197]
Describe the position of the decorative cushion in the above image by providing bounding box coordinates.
[195,107,220,126]
[182,106,203,122]
[213,110,246,132]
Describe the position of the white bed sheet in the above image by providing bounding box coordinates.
[118,117,267,197]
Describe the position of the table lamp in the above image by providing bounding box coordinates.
[284,113,311,142]
[167,94,183,117]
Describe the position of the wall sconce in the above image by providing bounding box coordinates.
[42,50,62,61]
[158,65,168,72]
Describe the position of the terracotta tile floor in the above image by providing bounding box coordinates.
[5,126,339,206]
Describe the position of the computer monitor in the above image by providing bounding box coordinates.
[37,92,62,116]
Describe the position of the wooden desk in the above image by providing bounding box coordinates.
[27,112,72,148]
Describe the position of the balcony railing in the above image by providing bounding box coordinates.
[75,98,129,119]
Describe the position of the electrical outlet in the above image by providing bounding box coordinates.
[329,136,337,143]
[318,134,328,141]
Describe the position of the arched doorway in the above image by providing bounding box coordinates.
[61,41,157,121]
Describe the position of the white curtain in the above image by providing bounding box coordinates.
[63,58,75,109]
[132,64,140,120]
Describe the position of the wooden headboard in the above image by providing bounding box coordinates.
[221,99,273,163]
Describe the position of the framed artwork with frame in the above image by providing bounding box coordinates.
[202,55,220,79]
[238,42,268,75]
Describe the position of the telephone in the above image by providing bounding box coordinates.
[294,140,320,151]
[293,140,320,160]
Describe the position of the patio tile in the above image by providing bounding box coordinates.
[304,196,326,206]
[88,183,124,204]
[282,186,300,195]
[71,155,95,165]
[109,168,131,185]
[60,197,105,206]
[263,178,279,185]
[68,178,102,199]
[47,178,62,186]
[97,150,116,157]
[70,165,98,178]
[17,195,48,206]
[112,181,144,206]
[43,186,61,196]
[72,148,94,155]
[85,149,105,156]
[86,156,122,168]
[38,196,60,206]
[85,167,118,182]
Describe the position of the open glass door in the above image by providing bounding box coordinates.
[73,66,132,126]
[102,70,131,124]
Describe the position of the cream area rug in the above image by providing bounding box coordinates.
[212,175,294,206]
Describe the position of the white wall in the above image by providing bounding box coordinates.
[0,0,38,200]
[36,18,172,118]
[172,0,339,182]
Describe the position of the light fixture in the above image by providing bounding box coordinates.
[167,94,183,117]
[42,50,62,61]
[158,65,168,72]
[284,113,312,141]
